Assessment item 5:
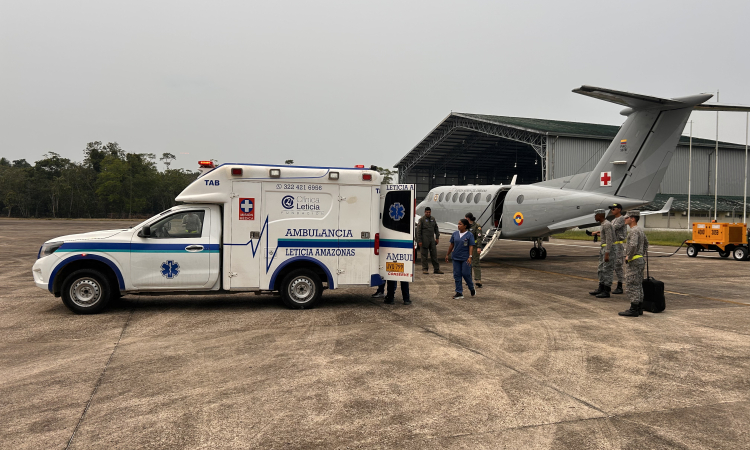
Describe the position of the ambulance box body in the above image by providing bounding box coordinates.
[31,163,415,314]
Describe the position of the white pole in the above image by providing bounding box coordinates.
[744,111,748,224]
[688,120,693,230]
[714,90,719,221]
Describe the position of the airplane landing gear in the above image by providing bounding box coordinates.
[530,239,547,260]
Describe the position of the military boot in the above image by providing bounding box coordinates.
[595,285,611,298]
[618,302,641,317]
[589,284,604,295]
[612,282,623,294]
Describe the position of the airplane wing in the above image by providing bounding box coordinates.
[639,197,673,216]
[548,214,598,231]
[438,222,458,235]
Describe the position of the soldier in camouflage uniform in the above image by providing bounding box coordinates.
[416,207,443,274]
[619,210,649,317]
[609,203,627,294]
[589,208,614,298]
[465,213,484,288]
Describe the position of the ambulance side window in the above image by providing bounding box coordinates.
[150,211,205,238]
[382,191,411,234]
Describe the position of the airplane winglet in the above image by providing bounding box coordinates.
[639,197,673,216]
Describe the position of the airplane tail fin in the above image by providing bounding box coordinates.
[573,85,750,201]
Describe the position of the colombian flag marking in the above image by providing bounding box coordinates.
[513,212,524,226]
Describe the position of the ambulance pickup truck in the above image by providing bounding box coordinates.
[32,162,415,314]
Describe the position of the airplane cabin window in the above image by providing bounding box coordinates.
[474,193,481,203]
[517,195,524,204]
[452,193,459,202]
[439,192,444,202]
[459,193,465,203]
[486,194,492,202]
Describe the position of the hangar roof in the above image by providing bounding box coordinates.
[644,194,750,212]
[454,113,744,148]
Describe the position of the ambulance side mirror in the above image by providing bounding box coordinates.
[138,226,151,238]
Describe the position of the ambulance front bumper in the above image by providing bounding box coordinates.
[32,257,55,292]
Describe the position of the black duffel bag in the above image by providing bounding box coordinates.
[641,249,665,313]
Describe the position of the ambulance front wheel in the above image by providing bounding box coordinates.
[281,269,323,309]
[61,269,113,314]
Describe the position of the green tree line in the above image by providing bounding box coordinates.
[0,142,199,218]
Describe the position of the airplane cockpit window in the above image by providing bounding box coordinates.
[452,193,459,202]
[459,193,465,203]
[474,193,481,203]
[439,193,444,202]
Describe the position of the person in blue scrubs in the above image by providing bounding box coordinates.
[445,218,475,299]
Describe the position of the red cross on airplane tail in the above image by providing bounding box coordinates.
[600,172,612,187]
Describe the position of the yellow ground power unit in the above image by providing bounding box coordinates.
[686,222,749,261]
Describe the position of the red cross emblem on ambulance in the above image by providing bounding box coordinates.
[600,172,612,187]
[239,198,255,220]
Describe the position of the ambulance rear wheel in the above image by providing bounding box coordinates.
[281,269,322,309]
[719,250,730,258]
[733,246,747,261]
[686,245,698,257]
[61,269,112,314]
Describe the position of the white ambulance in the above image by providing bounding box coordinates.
[31,162,415,314]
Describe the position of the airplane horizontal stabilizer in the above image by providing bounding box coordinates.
[693,103,750,112]
[639,197,673,216]
[573,85,689,110]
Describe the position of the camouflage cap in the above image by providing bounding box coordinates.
[594,209,606,215]
[625,210,640,218]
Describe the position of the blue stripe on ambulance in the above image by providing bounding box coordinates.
[276,239,374,248]
[380,239,413,248]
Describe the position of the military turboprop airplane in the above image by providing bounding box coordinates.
[416,85,750,260]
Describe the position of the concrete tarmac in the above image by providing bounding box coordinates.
[2,219,749,449]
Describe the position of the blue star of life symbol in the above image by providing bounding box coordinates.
[389,202,406,221]
[241,199,253,213]
[160,260,180,279]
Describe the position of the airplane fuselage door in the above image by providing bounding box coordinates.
[378,184,415,283]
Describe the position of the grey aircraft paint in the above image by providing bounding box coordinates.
[415,85,750,256]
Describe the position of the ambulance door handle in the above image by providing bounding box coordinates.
[185,245,204,252]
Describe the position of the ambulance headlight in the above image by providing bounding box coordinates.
[40,241,64,258]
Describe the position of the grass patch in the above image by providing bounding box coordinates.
[554,229,692,247]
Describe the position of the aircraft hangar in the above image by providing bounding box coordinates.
[396,113,749,225]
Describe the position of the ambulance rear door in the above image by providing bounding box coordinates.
[337,185,373,285]
[378,184,415,282]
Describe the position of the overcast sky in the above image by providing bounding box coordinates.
[2,0,749,171]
